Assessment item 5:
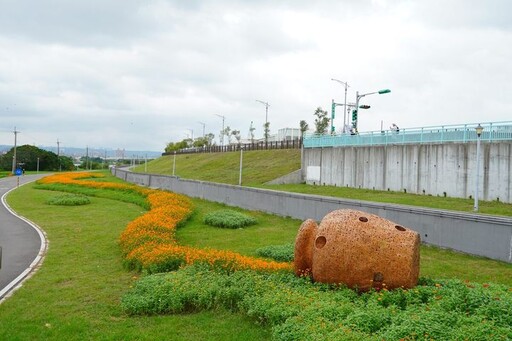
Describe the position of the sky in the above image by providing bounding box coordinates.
[0,0,511,152]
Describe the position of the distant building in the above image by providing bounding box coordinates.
[262,128,302,143]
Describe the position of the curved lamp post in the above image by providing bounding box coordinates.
[473,124,484,212]
[331,79,350,133]
[256,100,270,144]
[352,89,391,132]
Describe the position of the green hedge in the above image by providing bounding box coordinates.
[203,209,257,229]
[46,194,91,206]
[256,244,294,262]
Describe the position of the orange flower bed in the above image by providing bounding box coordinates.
[39,172,292,273]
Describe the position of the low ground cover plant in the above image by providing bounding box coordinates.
[256,244,294,262]
[204,209,257,229]
[46,193,91,206]
[123,264,512,340]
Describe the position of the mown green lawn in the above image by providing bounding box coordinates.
[1,173,511,340]
[0,183,269,340]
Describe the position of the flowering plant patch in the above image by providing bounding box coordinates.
[38,172,291,273]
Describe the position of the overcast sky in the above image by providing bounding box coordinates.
[0,0,511,152]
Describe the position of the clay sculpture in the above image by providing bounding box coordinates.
[294,209,420,291]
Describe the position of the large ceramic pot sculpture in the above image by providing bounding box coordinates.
[294,209,420,291]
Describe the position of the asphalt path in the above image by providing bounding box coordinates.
[0,174,47,302]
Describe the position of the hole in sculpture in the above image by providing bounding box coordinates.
[359,217,368,222]
[315,236,327,249]
[373,272,384,282]
[395,225,406,231]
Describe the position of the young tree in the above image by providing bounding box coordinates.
[249,121,256,143]
[313,107,329,134]
[205,133,215,147]
[263,122,270,143]
[299,120,309,137]
[221,126,232,144]
[231,130,241,145]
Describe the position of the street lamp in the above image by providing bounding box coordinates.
[215,114,225,146]
[474,124,484,212]
[197,121,205,137]
[256,100,270,144]
[331,79,350,133]
[352,89,391,132]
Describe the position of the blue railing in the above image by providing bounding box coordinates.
[303,121,512,148]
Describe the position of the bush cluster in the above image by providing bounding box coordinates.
[46,194,91,206]
[256,244,294,262]
[122,264,512,340]
[203,209,257,229]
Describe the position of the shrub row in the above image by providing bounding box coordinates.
[203,209,257,229]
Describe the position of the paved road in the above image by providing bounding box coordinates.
[0,174,47,301]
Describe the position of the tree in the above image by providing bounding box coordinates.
[263,122,270,143]
[221,126,232,144]
[313,107,329,134]
[299,120,309,137]
[249,121,256,143]
[205,133,215,147]
[0,145,73,171]
[192,137,207,148]
[231,130,241,145]
[165,140,188,153]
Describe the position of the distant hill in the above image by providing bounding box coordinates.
[0,145,162,159]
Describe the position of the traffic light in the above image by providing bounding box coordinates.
[331,101,336,118]
[359,105,371,109]
[352,109,358,122]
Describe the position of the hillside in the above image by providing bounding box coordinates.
[132,149,301,186]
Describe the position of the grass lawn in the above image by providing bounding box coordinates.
[1,173,511,340]
[0,183,269,340]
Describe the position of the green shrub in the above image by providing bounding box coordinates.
[123,264,512,340]
[46,194,91,206]
[203,209,257,229]
[256,244,294,262]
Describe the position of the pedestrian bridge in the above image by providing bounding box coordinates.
[303,121,512,148]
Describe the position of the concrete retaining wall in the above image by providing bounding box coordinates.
[303,142,512,203]
[113,168,512,263]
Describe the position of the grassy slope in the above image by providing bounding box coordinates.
[133,149,301,186]
[134,150,512,217]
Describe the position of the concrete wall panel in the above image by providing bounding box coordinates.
[304,142,512,203]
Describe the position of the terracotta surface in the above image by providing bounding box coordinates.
[294,209,420,291]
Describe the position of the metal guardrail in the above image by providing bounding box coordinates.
[303,121,512,148]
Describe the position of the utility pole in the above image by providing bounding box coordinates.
[57,139,61,171]
[11,127,20,174]
[215,114,226,146]
[198,121,205,137]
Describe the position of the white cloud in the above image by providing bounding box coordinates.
[0,0,511,151]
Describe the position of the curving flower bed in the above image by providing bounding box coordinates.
[38,172,292,274]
